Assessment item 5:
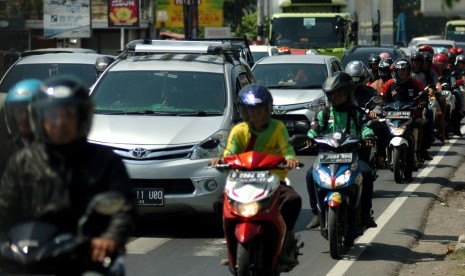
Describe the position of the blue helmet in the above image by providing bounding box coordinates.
[237,83,273,123]
[4,79,43,138]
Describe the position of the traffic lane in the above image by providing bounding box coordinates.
[125,137,464,276]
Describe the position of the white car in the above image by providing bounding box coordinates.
[249,44,279,63]
[252,54,344,135]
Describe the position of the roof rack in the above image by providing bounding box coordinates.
[122,39,232,55]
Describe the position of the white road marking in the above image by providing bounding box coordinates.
[326,130,462,276]
[126,237,171,255]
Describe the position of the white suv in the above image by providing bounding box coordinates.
[88,40,256,218]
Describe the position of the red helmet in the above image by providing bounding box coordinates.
[458,48,464,55]
[418,45,435,56]
[450,47,460,55]
[379,52,391,59]
[433,53,448,66]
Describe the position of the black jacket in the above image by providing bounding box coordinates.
[0,141,135,247]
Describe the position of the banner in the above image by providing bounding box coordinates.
[108,0,140,28]
[43,0,91,38]
[156,0,224,29]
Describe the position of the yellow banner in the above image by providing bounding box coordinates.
[156,0,224,28]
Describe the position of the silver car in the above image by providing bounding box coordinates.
[88,40,256,217]
[252,54,343,134]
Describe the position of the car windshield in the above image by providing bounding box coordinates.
[252,63,326,89]
[0,63,97,92]
[92,71,226,115]
[251,51,269,62]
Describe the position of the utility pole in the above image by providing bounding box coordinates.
[183,0,199,40]
[257,0,264,44]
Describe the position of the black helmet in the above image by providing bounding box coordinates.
[447,52,457,65]
[345,60,370,86]
[30,76,93,144]
[392,58,412,83]
[421,51,433,63]
[322,71,355,108]
[456,54,465,65]
[378,58,394,78]
[410,51,423,62]
[368,54,381,69]
[237,83,273,124]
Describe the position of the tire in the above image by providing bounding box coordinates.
[237,242,253,276]
[392,147,404,183]
[328,206,343,259]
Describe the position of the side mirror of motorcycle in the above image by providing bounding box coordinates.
[86,191,126,216]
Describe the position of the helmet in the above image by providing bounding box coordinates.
[30,76,93,144]
[4,79,43,139]
[458,48,464,55]
[378,58,394,78]
[433,52,448,67]
[447,52,457,64]
[418,45,435,56]
[345,60,370,86]
[237,84,273,125]
[456,54,465,65]
[450,47,460,55]
[368,54,381,69]
[410,50,424,62]
[379,52,391,59]
[421,51,433,64]
[392,58,412,83]
[322,71,355,109]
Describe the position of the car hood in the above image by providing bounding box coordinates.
[88,114,225,146]
[269,88,324,105]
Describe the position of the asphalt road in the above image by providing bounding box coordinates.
[125,127,465,276]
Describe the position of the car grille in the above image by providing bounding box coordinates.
[112,145,195,161]
[132,179,195,194]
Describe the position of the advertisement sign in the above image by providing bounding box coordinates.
[108,0,139,27]
[43,0,91,38]
[156,0,224,28]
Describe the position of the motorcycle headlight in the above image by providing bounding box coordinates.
[389,125,407,136]
[318,169,332,188]
[335,170,352,186]
[235,201,260,217]
[190,130,229,160]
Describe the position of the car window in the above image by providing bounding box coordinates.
[0,63,97,93]
[92,71,226,114]
[251,52,269,62]
[253,63,327,89]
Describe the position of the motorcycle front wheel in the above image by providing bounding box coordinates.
[237,240,279,276]
[328,206,343,259]
[392,147,404,183]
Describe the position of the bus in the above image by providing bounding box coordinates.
[445,20,465,48]
[269,13,354,58]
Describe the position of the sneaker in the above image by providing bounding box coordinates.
[422,151,433,161]
[306,215,320,229]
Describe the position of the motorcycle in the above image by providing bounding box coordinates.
[0,192,127,275]
[293,131,366,260]
[204,139,304,276]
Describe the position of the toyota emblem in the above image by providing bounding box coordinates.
[130,148,149,159]
[273,106,286,115]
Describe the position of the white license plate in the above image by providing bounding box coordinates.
[230,171,269,182]
[135,188,164,206]
[386,111,411,119]
[319,152,353,164]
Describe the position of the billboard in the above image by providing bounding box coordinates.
[108,0,140,27]
[43,0,91,38]
[156,0,224,28]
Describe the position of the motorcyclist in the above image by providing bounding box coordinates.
[381,58,432,167]
[305,71,377,238]
[370,57,394,93]
[345,60,388,168]
[410,51,427,87]
[210,83,301,263]
[0,77,135,273]
[4,79,42,150]
[367,54,381,83]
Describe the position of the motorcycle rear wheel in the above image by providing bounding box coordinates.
[328,206,343,259]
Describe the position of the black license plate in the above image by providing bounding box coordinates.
[386,111,411,119]
[319,152,353,164]
[135,188,164,206]
[230,171,269,182]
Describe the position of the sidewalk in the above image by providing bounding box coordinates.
[397,156,465,275]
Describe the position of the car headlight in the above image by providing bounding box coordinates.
[190,130,229,160]
[389,125,407,136]
[307,96,326,111]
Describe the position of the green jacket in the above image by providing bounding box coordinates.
[307,106,374,139]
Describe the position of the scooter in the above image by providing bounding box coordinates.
[294,131,366,260]
[206,142,304,276]
[0,192,127,275]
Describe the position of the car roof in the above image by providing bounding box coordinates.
[416,39,455,46]
[16,53,104,64]
[21,47,97,57]
[253,54,337,65]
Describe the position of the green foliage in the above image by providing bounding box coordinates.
[233,12,269,41]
